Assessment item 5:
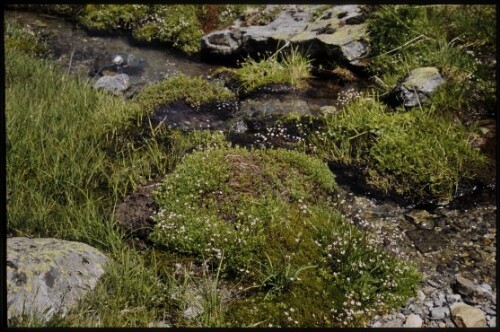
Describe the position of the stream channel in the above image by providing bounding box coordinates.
[6,10,497,328]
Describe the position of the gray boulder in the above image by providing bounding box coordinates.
[7,237,108,321]
[391,67,445,107]
[201,5,369,68]
[94,73,130,95]
[453,274,494,304]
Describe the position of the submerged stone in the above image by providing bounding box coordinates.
[7,237,108,322]
[94,73,130,95]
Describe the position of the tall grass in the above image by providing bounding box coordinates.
[368,5,496,116]
[5,40,240,326]
[231,45,311,94]
[5,45,178,326]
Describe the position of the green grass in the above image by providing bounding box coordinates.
[133,74,236,116]
[5,42,225,327]
[4,19,50,57]
[304,96,487,202]
[367,5,496,116]
[216,46,311,95]
[149,147,421,327]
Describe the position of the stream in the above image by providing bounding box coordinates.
[6,9,496,328]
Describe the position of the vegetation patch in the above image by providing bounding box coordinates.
[4,19,50,57]
[215,46,311,95]
[133,74,236,117]
[367,5,496,119]
[5,30,232,328]
[149,147,421,327]
[305,97,486,203]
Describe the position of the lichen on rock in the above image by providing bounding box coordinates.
[7,237,108,322]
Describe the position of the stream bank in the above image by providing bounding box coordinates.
[5,6,496,328]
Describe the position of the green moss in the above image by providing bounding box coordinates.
[79,4,148,30]
[132,5,203,54]
[149,147,420,327]
[307,96,486,202]
[133,74,236,115]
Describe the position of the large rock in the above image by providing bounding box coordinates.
[390,67,445,107]
[450,303,487,327]
[201,5,369,68]
[453,274,494,304]
[7,237,108,321]
[94,73,131,95]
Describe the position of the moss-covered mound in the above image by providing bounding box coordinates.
[133,74,236,115]
[305,97,486,204]
[150,147,420,327]
[79,5,246,55]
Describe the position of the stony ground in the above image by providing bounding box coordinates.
[335,187,496,327]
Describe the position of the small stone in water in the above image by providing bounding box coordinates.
[112,55,125,66]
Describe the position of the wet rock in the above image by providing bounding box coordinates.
[389,67,445,107]
[201,5,369,68]
[406,229,448,253]
[405,210,436,230]
[450,303,487,327]
[94,73,130,95]
[453,274,493,304]
[404,313,423,327]
[7,237,108,322]
[112,54,125,66]
[150,101,234,131]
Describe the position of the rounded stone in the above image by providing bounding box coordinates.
[7,237,108,322]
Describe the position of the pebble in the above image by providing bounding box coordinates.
[428,279,441,288]
[430,307,449,320]
[446,294,462,304]
[435,299,446,307]
[417,290,426,301]
[423,286,436,295]
[404,314,423,327]
[444,317,455,327]
[487,316,496,327]
[484,307,496,316]
[424,301,435,308]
